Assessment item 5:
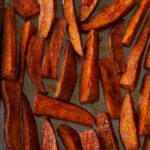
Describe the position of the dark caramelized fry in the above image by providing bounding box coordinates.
[143,135,150,150]
[144,45,150,69]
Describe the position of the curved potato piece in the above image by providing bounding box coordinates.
[144,45,150,69]
[143,135,150,150]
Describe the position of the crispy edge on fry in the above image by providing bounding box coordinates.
[143,135,150,150]
[144,45,150,69]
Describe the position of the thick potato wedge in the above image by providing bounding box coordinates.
[122,0,150,47]
[56,41,77,101]
[1,6,17,81]
[143,135,150,150]
[1,81,22,150]
[57,124,83,150]
[42,18,67,79]
[42,116,59,150]
[34,92,94,127]
[96,112,119,150]
[120,93,140,150]
[18,21,37,86]
[99,58,122,119]
[39,0,56,38]
[23,94,40,150]
[144,45,150,69]
[107,20,126,73]
[62,0,84,56]
[80,0,135,32]
[26,36,47,93]
[120,14,150,91]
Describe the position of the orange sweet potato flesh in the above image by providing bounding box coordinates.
[42,18,67,79]
[96,112,119,150]
[18,21,37,86]
[62,0,84,56]
[13,0,40,19]
[80,0,135,32]
[144,45,150,69]
[1,81,22,150]
[26,36,47,93]
[1,6,17,81]
[99,58,122,119]
[39,0,56,38]
[107,20,126,73]
[57,124,83,150]
[143,135,150,150]
[120,14,150,91]
[34,92,94,127]
[79,0,99,22]
[42,116,59,150]
[56,41,77,101]
[122,0,150,47]
[120,93,140,150]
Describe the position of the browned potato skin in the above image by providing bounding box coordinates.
[122,0,150,47]
[62,0,84,56]
[143,135,150,150]
[144,45,150,69]
[1,6,17,81]
[56,41,77,101]
[99,59,122,119]
[26,36,47,93]
[42,18,67,79]
[34,93,94,127]
[1,81,22,150]
[107,20,126,73]
[42,116,59,150]
[39,0,56,38]
[120,14,150,91]
[120,93,140,150]
[23,93,40,150]
[96,112,119,150]
[18,21,37,86]
[80,0,135,32]
[57,124,83,150]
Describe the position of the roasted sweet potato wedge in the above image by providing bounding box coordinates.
[143,135,150,150]
[99,58,122,119]
[55,41,77,101]
[42,18,67,79]
[80,0,135,32]
[18,21,37,86]
[1,81,22,150]
[13,0,40,19]
[62,0,84,56]
[144,45,150,69]
[34,92,94,127]
[42,116,59,150]
[120,14,150,91]
[122,0,150,47]
[108,20,126,73]
[26,36,47,93]
[57,124,83,150]
[96,112,119,150]
[1,6,17,81]
[120,93,140,150]
[39,0,56,38]
[79,129,102,150]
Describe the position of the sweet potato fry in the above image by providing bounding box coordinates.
[1,6,17,81]
[80,0,135,32]
[122,0,150,47]
[1,81,22,150]
[120,14,150,91]
[138,74,150,135]
[55,41,77,101]
[107,20,126,73]
[96,112,119,150]
[18,21,37,86]
[42,116,59,150]
[57,124,83,150]
[34,92,94,127]
[39,0,56,38]
[143,135,150,150]
[12,0,40,19]
[79,129,102,150]
[144,45,150,69]
[99,58,122,119]
[26,36,47,93]
[120,93,140,150]
[79,0,99,22]
[62,0,84,56]
[42,18,67,79]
